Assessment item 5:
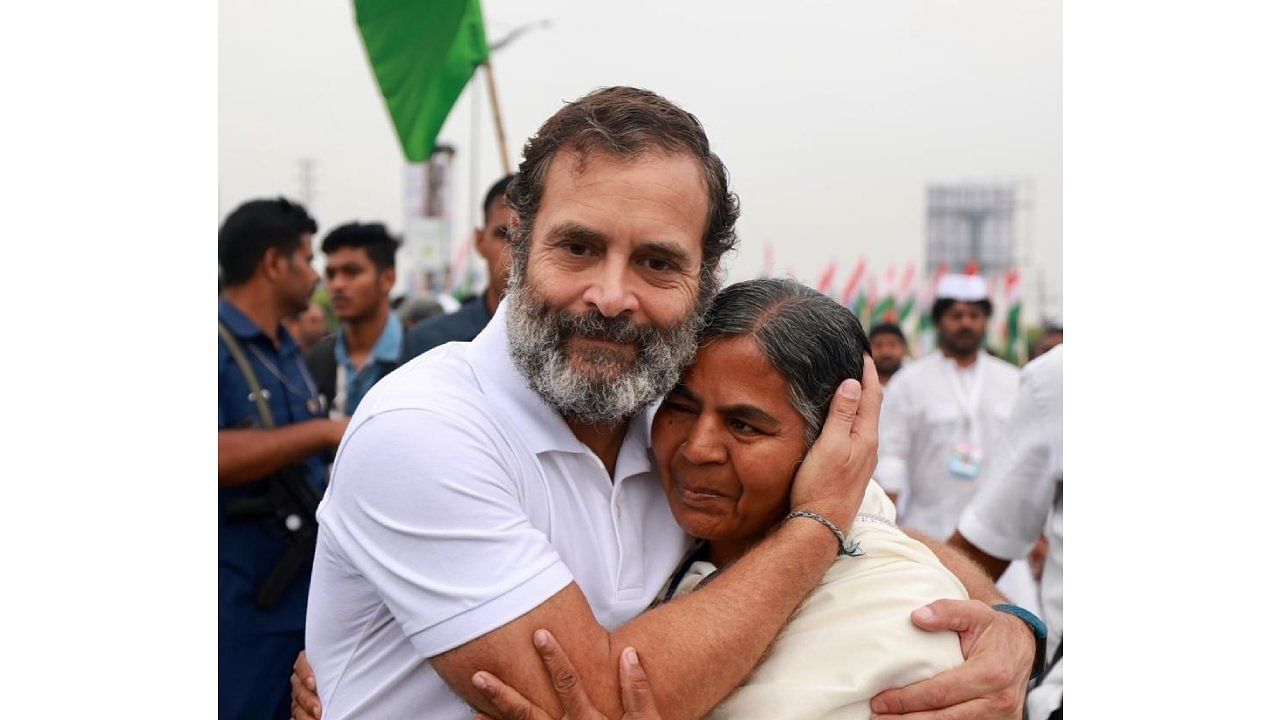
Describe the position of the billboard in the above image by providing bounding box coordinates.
[925,184,1017,276]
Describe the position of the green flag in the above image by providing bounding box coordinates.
[1002,301,1023,364]
[355,0,490,161]
[897,295,915,327]
[870,293,897,326]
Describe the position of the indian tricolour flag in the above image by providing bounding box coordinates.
[759,241,775,278]
[447,232,475,297]
[814,259,838,297]
[896,261,918,330]
[916,262,949,353]
[840,256,868,313]
[862,276,880,328]
[870,265,898,325]
[1001,267,1023,364]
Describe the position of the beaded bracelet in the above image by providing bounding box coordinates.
[784,510,864,558]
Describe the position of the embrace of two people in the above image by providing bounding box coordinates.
[292,86,1038,720]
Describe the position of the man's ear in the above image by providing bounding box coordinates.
[261,246,287,281]
[379,266,397,295]
[474,226,485,252]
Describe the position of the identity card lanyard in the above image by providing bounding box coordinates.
[246,343,324,417]
[330,364,349,420]
[943,354,985,480]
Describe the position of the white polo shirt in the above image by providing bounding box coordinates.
[957,346,1063,720]
[305,302,690,720]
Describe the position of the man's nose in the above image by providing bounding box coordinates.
[582,260,639,318]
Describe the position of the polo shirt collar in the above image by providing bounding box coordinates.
[373,311,404,363]
[615,404,659,481]
[218,297,264,339]
[468,300,661,461]
[335,312,405,367]
[218,297,297,352]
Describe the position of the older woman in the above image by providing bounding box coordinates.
[294,279,973,719]
[644,278,966,718]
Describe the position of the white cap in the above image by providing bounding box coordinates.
[935,273,988,302]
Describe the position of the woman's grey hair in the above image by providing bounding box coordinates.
[700,278,870,446]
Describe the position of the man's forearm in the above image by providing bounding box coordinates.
[606,518,840,720]
[947,531,1013,582]
[906,528,1007,604]
[218,421,338,486]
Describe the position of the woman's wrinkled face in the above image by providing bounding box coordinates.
[652,336,810,558]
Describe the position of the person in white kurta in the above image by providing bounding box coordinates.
[873,274,1035,609]
[874,349,1019,540]
[661,482,967,720]
[955,345,1063,720]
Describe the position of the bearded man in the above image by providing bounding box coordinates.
[875,273,1021,539]
[303,88,1037,720]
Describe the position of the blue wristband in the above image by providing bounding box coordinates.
[992,603,1048,680]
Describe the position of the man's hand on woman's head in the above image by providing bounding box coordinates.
[789,355,882,529]
[869,599,1035,720]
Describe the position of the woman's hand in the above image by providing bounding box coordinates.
[472,629,662,720]
[789,355,882,530]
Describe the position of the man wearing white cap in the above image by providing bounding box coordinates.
[875,273,1020,540]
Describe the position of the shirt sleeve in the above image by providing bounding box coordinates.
[956,371,1057,560]
[318,407,574,658]
[874,380,913,494]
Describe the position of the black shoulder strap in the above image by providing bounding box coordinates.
[219,322,275,429]
[304,334,339,405]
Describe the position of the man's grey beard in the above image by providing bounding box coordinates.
[506,275,707,425]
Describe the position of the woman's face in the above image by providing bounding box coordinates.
[652,336,810,557]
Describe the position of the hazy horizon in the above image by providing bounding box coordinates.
[220,0,1062,321]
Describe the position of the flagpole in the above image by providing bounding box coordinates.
[482,61,512,175]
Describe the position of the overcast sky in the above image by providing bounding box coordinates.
[220,0,1061,319]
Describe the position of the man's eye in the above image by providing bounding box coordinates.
[564,243,590,256]
[496,226,509,241]
[728,419,760,435]
[642,258,675,272]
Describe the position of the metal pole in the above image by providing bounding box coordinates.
[470,75,481,230]
[482,61,512,175]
